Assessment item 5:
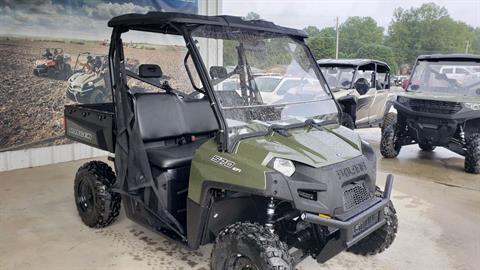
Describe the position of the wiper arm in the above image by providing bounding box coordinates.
[304,118,337,130]
[268,124,291,137]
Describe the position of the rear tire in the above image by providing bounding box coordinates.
[348,187,398,256]
[89,89,106,104]
[465,134,480,174]
[211,222,293,270]
[380,125,401,158]
[419,143,436,152]
[381,112,397,132]
[74,161,121,228]
[63,64,72,80]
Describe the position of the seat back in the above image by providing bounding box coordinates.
[134,93,218,142]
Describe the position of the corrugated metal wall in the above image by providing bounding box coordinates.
[0,143,108,172]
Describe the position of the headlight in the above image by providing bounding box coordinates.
[271,158,295,177]
[397,96,409,104]
[465,103,480,110]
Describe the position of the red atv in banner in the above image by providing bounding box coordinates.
[33,48,72,80]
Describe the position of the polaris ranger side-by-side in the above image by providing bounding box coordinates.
[381,54,480,174]
[65,12,397,269]
[317,59,397,130]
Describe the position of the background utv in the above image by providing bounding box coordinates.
[65,12,398,269]
[317,59,397,130]
[381,54,480,174]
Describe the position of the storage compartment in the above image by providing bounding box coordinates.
[64,103,116,152]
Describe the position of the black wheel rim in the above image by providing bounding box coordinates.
[226,254,259,270]
[76,179,94,214]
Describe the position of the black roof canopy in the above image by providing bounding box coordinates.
[317,58,390,73]
[317,58,389,67]
[417,54,480,62]
[108,12,307,38]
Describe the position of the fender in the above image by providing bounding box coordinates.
[186,177,293,249]
[383,94,397,115]
[465,118,480,137]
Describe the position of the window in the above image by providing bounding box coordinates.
[121,31,203,95]
[442,68,453,74]
[456,68,468,74]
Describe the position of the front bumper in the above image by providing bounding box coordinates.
[66,86,93,103]
[394,101,466,145]
[302,174,393,262]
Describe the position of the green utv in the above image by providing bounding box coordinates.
[64,12,397,268]
[381,54,480,174]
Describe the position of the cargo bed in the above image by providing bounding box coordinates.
[64,103,116,153]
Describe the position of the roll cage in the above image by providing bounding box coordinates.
[317,59,391,90]
[107,12,334,152]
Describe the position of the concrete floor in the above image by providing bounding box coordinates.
[0,128,479,270]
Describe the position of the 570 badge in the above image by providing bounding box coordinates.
[211,155,242,173]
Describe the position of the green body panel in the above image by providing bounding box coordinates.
[398,91,480,103]
[188,124,362,204]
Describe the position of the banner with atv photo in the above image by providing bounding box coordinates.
[0,0,198,151]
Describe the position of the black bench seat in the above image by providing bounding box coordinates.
[134,92,218,170]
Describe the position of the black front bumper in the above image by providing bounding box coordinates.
[302,174,393,263]
[394,101,467,145]
[66,87,92,103]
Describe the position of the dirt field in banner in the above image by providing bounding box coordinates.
[0,37,189,150]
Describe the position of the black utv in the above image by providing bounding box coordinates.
[64,12,398,269]
[381,54,480,174]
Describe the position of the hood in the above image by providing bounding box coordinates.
[68,72,101,89]
[399,91,480,103]
[333,89,355,99]
[235,124,362,169]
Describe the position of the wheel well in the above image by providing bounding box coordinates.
[201,191,269,245]
[465,118,480,137]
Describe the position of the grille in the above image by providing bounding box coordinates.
[353,213,379,236]
[343,181,372,211]
[408,99,462,115]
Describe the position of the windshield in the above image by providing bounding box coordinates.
[408,60,480,96]
[192,26,338,148]
[319,66,355,90]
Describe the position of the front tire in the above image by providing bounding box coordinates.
[89,89,106,104]
[74,161,121,228]
[381,112,397,132]
[211,222,293,270]
[380,125,401,158]
[465,134,480,174]
[348,187,398,256]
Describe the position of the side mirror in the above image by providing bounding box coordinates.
[139,64,162,78]
[401,79,409,90]
[210,66,228,79]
